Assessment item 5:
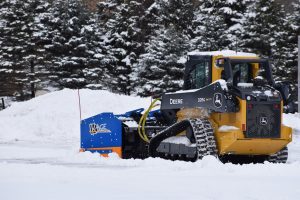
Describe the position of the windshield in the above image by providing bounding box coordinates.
[222,58,273,87]
[232,63,253,86]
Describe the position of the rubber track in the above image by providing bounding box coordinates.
[268,146,288,163]
[189,119,217,159]
[149,118,217,160]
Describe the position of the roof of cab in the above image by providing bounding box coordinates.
[187,50,257,57]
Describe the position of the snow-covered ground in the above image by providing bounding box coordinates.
[0,89,300,200]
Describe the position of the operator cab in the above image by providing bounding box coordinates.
[184,56,273,89]
[183,51,291,105]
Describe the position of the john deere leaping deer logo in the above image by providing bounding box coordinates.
[213,93,223,108]
[89,123,112,135]
[260,117,268,126]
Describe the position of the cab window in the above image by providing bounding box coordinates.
[189,61,210,89]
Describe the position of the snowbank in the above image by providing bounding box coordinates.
[283,113,300,134]
[0,89,151,144]
[218,125,239,132]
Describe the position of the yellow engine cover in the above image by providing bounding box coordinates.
[214,125,292,155]
[211,98,293,156]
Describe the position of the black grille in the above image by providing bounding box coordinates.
[246,103,281,138]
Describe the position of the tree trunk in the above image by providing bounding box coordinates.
[1,98,5,109]
[30,60,35,98]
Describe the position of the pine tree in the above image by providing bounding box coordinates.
[139,0,195,45]
[197,0,251,28]
[241,0,286,57]
[191,8,230,51]
[225,0,254,50]
[45,0,103,89]
[97,0,145,95]
[194,0,254,51]
[192,0,248,51]
[139,0,162,44]
[156,0,194,34]
[272,6,292,83]
[0,0,12,97]
[136,26,189,96]
[80,13,106,90]
[279,0,300,101]
[0,0,51,100]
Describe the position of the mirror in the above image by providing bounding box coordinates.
[274,81,290,104]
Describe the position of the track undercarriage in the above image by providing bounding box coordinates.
[149,118,217,161]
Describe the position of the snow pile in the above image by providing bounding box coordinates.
[237,83,254,88]
[264,90,273,97]
[214,79,228,90]
[166,88,200,94]
[253,90,262,94]
[163,136,194,146]
[283,113,300,134]
[169,79,228,94]
[122,120,139,127]
[218,125,239,132]
[0,89,151,144]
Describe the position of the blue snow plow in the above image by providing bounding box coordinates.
[80,103,162,158]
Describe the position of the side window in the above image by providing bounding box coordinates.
[189,61,210,89]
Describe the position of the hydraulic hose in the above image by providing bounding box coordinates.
[138,99,160,143]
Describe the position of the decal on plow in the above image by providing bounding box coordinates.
[89,123,112,135]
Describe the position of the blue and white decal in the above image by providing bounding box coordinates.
[89,123,112,135]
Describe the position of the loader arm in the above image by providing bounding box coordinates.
[160,81,238,113]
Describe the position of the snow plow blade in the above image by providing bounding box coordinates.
[80,108,147,158]
[80,112,123,157]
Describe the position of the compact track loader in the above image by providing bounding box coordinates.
[80,51,293,163]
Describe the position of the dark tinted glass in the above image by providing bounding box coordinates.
[189,61,210,89]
